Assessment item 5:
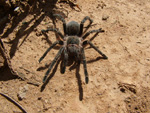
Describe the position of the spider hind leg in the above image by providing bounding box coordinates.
[61,48,68,74]
[43,47,64,83]
[78,16,93,36]
[81,48,89,84]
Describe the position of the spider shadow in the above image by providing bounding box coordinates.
[1,0,68,59]
[40,58,61,92]
[36,62,51,71]
[0,65,18,81]
[62,57,83,101]
[40,57,84,101]
[87,56,107,64]
[8,14,45,58]
[41,31,61,50]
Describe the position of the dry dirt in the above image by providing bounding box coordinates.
[0,0,150,113]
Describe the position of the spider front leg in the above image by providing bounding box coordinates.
[81,48,89,84]
[53,14,67,35]
[83,40,108,59]
[82,28,104,39]
[41,28,64,40]
[78,16,93,36]
[39,41,63,63]
[43,47,64,83]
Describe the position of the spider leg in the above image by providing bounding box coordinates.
[78,16,93,36]
[81,48,89,84]
[83,40,108,59]
[61,48,68,74]
[43,47,64,83]
[41,28,64,40]
[39,41,63,63]
[53,14,67,35]
[82,28,104,39]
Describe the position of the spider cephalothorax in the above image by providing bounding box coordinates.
[39,14,108,84]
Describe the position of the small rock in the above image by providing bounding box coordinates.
[14,7,21,14]
[37,97,42,100]
[14,7,20,12]
[17,85,29,100]
[36,30,42,36]
[102,15,109,21]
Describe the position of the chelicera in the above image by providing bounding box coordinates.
[39,14,108,84]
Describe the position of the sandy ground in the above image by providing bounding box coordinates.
[0,0,150,113]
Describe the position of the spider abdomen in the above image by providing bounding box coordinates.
[67,44,80,58]
[66,36,81,58]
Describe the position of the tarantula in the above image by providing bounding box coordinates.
[39,14,108,84]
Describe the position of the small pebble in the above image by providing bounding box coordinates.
[102,15,109,21]
[17,85,29,100]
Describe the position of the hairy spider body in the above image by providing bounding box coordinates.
[66,21,80,35]
[66,36,82,59]
[39,14,108,84]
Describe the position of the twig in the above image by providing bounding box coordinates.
[0,39,25,80]
[0,93,27,113]
[27,81,40,87]
[58,0,82,11]
[19,67,41,87]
